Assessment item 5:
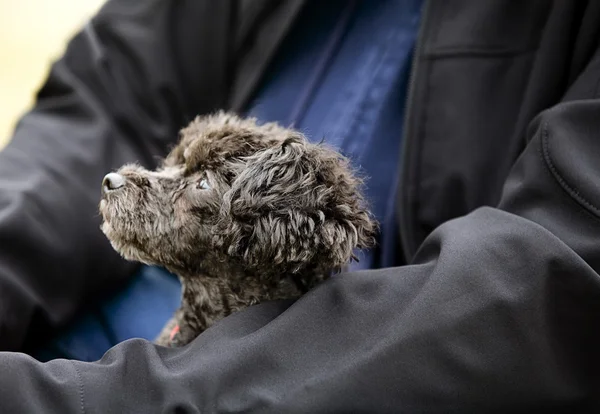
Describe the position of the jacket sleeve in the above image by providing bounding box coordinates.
[0,0,233,350]
[2,59,600,412]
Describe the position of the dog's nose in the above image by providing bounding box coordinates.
[102,173,125,193]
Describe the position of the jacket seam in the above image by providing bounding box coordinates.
[410,59,433,255]
[541,122,600,216]
[400,0,436,260]
[423,47,536,59]
[593,67,600,98]
[71,361,86,414]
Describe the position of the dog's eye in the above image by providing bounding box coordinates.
[197,179,210,190]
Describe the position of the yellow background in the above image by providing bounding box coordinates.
[0,0,105,148]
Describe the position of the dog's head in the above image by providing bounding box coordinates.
[99,112,376,278]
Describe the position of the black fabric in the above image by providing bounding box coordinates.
[398,0,600,259]
[1,0,600,412]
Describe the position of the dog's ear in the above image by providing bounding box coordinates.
[214,134,377,276]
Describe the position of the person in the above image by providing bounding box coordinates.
[1,0,599,411]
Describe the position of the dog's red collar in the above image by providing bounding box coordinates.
[169,324,180,341]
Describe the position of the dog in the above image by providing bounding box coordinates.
[99,112,377,347]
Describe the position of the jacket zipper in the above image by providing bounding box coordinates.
[398,0,431,263]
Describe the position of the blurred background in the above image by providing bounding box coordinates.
[0,0,104,148]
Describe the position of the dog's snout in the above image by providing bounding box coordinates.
[102,173,126,193]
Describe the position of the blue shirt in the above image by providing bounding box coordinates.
[247,0,422,269]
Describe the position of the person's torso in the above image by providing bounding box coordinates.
[246,0,422,269]
[228,0,600,262]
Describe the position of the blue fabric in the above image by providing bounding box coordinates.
[248,0,422,269]
[34,266,181,362]
[34,0,422,361]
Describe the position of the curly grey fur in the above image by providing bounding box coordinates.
[99,112,377,347]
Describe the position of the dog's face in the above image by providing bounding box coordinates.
[99,112,376,277]
[99,162,225,274]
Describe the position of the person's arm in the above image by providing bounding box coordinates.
[3,64,600,410]
[0,0,233,350]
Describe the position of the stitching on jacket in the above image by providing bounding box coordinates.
[409,4,439,256]
[423,47,536,60]
[541,122,600,216]
[71,361,86,414]
[593,67,600,98]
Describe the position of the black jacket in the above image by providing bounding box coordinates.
[1,0,600,412]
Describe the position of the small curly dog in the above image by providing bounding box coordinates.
[99,112,377,347]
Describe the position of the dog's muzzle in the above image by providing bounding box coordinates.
[102,173,126,194]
